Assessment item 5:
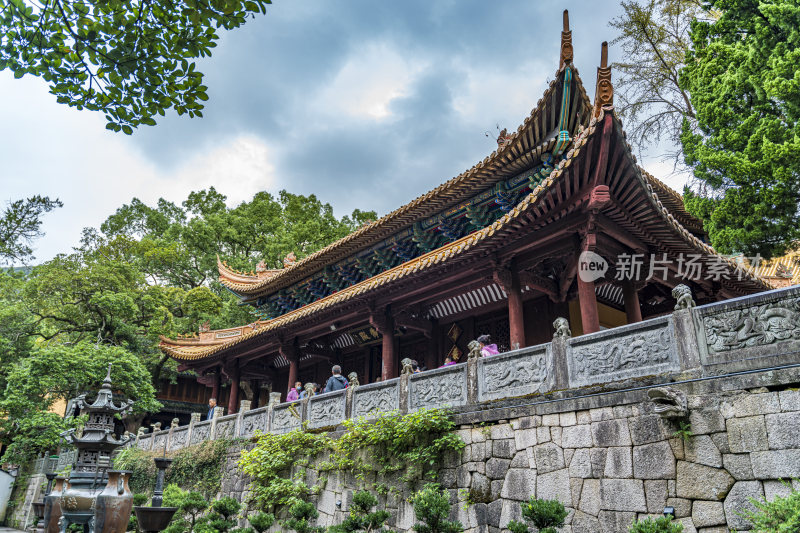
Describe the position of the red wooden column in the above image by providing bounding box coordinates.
[371,306,396,380]
[494,268,526,349]
[576,231,601,335]
[211,367,221,401]
[281,344,299,400]
[622,281,643,324]
[227,361,240,415]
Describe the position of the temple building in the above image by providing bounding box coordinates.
[159,11,772,415]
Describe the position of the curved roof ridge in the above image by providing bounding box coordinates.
[220,63,592,296]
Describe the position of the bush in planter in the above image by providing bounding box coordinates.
[628,516,683,533]
[410,483,462,533]
[507,497,567,533]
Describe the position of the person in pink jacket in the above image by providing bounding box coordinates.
[286,381,302,401]
[477,334,500,356]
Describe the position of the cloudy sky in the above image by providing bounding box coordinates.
[1,0,687,264]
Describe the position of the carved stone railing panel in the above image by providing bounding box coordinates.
[152,431,169,453]
[190,421,212,445]
[308,390,347,429]
[271,401,302,434]
[240,407,269,438]
[694,286,800,366]
[169,428,189,450]
[478,344,550,402]
[136,435,152,450]
[409,363,468,411]
[567,316,679,387]
[56,449,77,472]
[214,415,237,439]
[352,379,400,419]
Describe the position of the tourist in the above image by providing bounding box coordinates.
[286,381,302,401]
[323,365,349,393]
[478,334,499,357]
[440,356,456,367]
[206,398,217,420]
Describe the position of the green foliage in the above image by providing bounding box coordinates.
[629,515,683,532]
[0,0,271,131]
[239,409,465,513]
[331,408,466,483]
[680,0,800,258]
[507,497,568,533]
[114,439,233,499]
[0,342,159,463]
[247,512,275,533]
[0,196,62,264]
[609,0,703,152]
[672,421,693,442]
[410,483,463,533]
[282,501,324,533]
[329,490,390,533]
[741,480,800,532]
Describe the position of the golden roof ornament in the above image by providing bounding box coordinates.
[559,10,573,69]
[199,320,211,333]
[593,41,613,118]
[255,259,268,273]
[496,128,512,150]
[283,252,297,268]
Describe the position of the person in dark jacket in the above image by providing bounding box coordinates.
[323,365,348,393]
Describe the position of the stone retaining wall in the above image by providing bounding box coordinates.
[216,364,800,533]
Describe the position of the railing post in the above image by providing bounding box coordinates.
[266,392,281,433]
[551,317,572,390]
[671,284,701,374]
[466,354,479,405]
[399,373,410,414]
[186,412,200,445]
[210,406,224,441]
[236,400,251,437]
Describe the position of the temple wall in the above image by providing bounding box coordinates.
[216,368,800,533]
[12,285,799,532]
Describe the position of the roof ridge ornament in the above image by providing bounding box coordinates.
[559,10,573,70]
[593,41,613,119]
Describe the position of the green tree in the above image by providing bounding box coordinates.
[0,196,62,264]
[507,497,567,533]
[0,0,271,132]
[680,0,800,258]
[0,342,160,463]
[410,483,462,533]
[609,0,705,155]
[330,490,390,533]
[93,188,376,329]
[246,512,274,533]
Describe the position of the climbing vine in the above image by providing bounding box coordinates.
[239,409,465,513]
[115,439,236,498]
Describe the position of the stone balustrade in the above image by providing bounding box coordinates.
[131,284,800,452]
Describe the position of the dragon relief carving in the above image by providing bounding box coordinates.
[572,327,672,379]
[170,429,188,450]
[703,297,800,354]
[411,371,465,409]
[354,386,398,418]
[309,396,344,427]
[647,387,688,419]
[272,406,301,431]
[483,354,547,394]
[216,420,235,438]
[190,423,211,444]
[241,412,267,436]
